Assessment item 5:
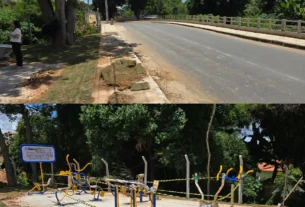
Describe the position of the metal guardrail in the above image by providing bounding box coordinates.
[150,15,305,34]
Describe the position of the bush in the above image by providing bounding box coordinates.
[17,172,30,187]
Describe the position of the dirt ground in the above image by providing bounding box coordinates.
[17,68,63,103]
[0,63,63,103]
[115,24,218,103]
[17,191,266,207]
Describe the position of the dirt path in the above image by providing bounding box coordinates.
[115,23,218,103]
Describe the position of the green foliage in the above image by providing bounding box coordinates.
[17,172,30,187]
[213,132,249,171]
[144,0,188,15]
[275,0,305,19]
[244,0,262,17]
[243,176,263,203]
[269,166,305,204]
[80,105,187,175]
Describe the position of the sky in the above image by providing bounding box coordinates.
[0,114,21,133]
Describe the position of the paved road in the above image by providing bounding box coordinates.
[119,22,305,103]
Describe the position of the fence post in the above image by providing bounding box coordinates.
[211,15,214,24]
[217,16,220,24]
[238,155,244,204]
[185,154,190,199]
[230,17,233,25]
[224,16,226,24]
[281,19,286,32]
[142,156,148,186]
[101,158,110,192]
[238,17,241,27]
[269,18,272,30]
[257,18,261,29]
[297,20,301,33]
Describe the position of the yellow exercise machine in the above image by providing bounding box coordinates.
[212,165,254,207]
[55,154,104,206]
[28,162,52,195]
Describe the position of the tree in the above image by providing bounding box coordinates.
[93,0,125,20]
[37,0,79,47]
[0,104,53,182]
[267,166,305,206]
[206,104,216,196]
[129,0,148,19]
[0,127,17,187]
[80,105,187,180]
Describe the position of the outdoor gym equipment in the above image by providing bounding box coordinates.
[28,162,52,195]
[194,173,212,207]
[106,178,157,207]
[55,154,104,206]
[225,166,254,207]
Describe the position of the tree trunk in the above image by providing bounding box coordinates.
[37,0,55,23]
[0,128,17,187]
[66,0,76,45]
[55,0,67,48]
[147,143,155,181]
[27,15,32,44]
[21,105,38,182]
[206,104,216,197]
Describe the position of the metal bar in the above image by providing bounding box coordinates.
[185,154,190,198]
[238,155,243,204]
[73,159,80,182]
[102,158,110,192]
[51,163,54,182]
[142,156,148,186]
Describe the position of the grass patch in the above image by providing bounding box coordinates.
[22,34,101,103]
[0,186,31,194]
[0,201,7,207]
[23,34,101,66]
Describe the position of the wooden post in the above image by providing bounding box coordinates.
[224,16,226,24]
[230,17,233,25]
[247,18,250,27]
[230,184,235,207]
[238,17,241,27]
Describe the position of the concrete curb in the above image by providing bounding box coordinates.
[158,21,305,50]
[101,24,170,104]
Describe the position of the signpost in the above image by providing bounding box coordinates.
[20,144,56,163]
[20,144,56,187]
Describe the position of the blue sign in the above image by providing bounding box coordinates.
[20,144,56,163]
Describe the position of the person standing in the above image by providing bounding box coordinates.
[8,20,23,68]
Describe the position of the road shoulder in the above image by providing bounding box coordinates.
[165,21,305,50]
[92,23,169,104]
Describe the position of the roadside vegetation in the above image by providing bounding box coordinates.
[0,104,305,206]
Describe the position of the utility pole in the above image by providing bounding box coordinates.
[105,0,109,23]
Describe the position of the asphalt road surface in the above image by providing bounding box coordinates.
[119,22,305,103]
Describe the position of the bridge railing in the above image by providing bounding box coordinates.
[151,15,305,39]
